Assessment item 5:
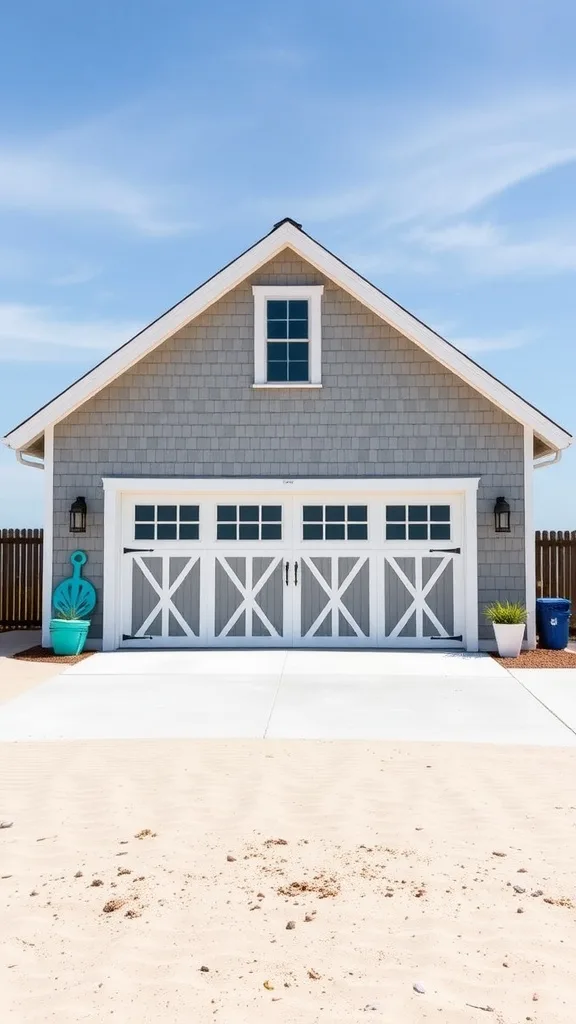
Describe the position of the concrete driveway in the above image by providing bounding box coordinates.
[1,649,576,745]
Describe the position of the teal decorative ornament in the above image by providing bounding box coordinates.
[52,550,97,620]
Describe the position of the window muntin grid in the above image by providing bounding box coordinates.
[302,504,368,541]
[134,504,200,541]
[216,504,282,541]
[385,504,451,541]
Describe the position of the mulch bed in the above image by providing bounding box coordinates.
[12,645,95,666]
[492,649,576,669]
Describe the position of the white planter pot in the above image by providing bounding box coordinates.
[493,623,525,658]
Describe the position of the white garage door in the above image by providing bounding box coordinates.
[118,485,467,649]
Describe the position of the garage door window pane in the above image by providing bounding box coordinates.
[157,523,177,540]
[430,505,450,522]
[180,505,199,522]
[217,523,237,540]
[348,523,368,540]
[408,505,427,522]
[239,524,259,540]
[239,506,259,522]
[135,523,155,540]
[179,523,199,540]
[386,505,405,522]
[325,524,346,540]
[262,506,282,521]
[157,505,177,521]
[430,523,451,540]
[135,505,154,522]
[386,523,406,540]
[218,505,237,522]
[261,523,282,540]
[303,523,323,540]
[408,524,427,540]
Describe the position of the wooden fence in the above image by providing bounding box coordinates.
[536,531,576,632]
[0,529,43,631]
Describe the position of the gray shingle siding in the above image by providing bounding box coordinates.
[52,250,525,641]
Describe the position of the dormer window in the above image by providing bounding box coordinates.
[252,284,323,387]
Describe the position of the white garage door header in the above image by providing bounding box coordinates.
[102,476,481,496]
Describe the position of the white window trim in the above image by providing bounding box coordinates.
[252,284,324,386]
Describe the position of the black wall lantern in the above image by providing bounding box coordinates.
[493,496,511,533]
[69,496,87,534]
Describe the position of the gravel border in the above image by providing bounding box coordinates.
[11,645,95,666]
[492,649,576,669]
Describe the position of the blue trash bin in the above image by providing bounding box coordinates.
[536,597,571,650]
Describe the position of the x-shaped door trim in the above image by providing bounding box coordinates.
[216,556,283,638]
[300,556,369,639]
[384,554,452,638]
[133,554,200,638]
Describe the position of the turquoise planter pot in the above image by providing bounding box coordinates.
[50,619,90,656]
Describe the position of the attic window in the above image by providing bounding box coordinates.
[252,285,323,388]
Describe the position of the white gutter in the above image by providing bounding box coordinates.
[534,450,562,471]
[15,449,44,470]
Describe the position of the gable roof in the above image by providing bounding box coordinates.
[2,217,572,455]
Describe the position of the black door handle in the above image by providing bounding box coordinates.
[285,561,289,586]
[294,560,298,586]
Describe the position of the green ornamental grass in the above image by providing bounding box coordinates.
[484,601,527,625]
[55,606,87,621]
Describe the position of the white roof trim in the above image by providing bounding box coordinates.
[2,221,572,452]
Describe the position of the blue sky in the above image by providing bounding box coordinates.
[0,0,575,527]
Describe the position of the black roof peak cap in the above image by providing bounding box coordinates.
[272,217,303,230]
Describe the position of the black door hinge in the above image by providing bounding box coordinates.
[429,547,461,554]
[123,547,154,554]
[122,633,154,641]
[430,634,463,642]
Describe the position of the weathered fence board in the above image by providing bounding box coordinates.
[536,530,576,633]
[0,529,43,630]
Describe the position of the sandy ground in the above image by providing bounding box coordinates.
[1,741,576,1023]
[0,656,62,704]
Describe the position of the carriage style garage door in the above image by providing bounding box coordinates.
[103,479,478,651]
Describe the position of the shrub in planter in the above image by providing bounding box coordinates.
[484,601,527,658]
[49,606,91,656]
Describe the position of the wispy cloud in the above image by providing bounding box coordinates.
[264,88,576,279]
[0,148,191,235]
[382,91,576,226]
[412,219,576,276]
[408,221,501,252]
[268,90,576,227]
[0,303,139,362]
